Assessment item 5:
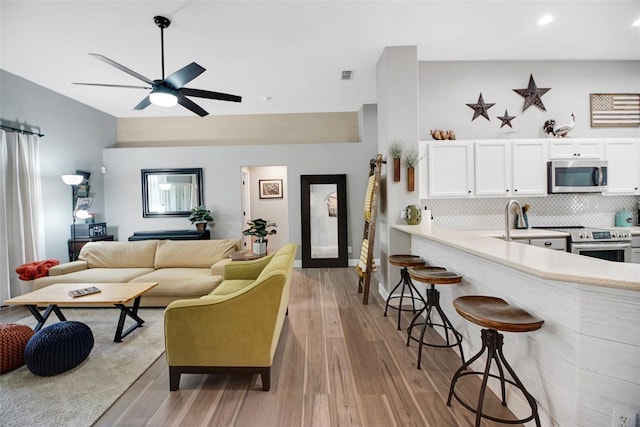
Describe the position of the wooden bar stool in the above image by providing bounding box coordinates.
[384,255,427,330]
[447,295,544,427]
[406,266,464,369]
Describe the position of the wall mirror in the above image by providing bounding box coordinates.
[141,168,203,218]
[301,174,348,267]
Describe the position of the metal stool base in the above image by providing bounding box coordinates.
[384,267,426,330]
[406,284,465,368]
[447,328,541,427]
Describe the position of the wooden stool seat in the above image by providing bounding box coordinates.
[384,255,427,330]
[447,295,543,427]
[405,266,464,369]
[453,296,544,333]
[388,254,426,268]
[408,267,461,285]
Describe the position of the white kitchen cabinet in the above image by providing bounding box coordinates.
[529,237,567,251]
[475,140,511,196]
[604,138,640,195]
[512,139,548,196]
[474,139,547,197]
[427,141,473,197]
[549,138,603,159]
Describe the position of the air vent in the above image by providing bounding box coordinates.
[341,70,355,80]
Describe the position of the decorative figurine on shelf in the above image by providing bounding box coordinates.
[430,129,456,140]
[544,113,575,137]
[388,141,403,182]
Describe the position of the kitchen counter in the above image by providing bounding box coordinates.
[394,223,639,291]
[390,223,640,427]
[469,228,569,239]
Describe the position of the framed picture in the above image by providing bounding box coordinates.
[590,93,640,127]
[259,179,283,199]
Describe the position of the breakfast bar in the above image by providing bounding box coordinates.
[391,223,640,427]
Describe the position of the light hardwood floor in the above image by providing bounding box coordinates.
[4,268,523,426]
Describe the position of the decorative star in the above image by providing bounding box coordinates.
[466,93,495,121]
[513,74,551,112]
[497,110,516,128]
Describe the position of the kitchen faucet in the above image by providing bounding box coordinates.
[504,199,526,241]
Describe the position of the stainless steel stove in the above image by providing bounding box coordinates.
[534,226,632,262]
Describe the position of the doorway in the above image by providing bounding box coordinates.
[240,166,289,253]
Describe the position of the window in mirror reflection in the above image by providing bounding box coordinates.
[141,168,203,217]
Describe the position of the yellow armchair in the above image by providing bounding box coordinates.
[164,243,296,391]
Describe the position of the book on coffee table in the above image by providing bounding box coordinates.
[68,286,102,298]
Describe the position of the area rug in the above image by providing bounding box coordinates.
[0,308,166,427]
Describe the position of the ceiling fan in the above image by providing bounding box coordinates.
[73,15,241,117]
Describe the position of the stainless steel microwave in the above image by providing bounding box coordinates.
[547,160,608,193]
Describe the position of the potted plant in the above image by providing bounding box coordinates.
[388,141,403,182]
[188,206,213,231]
[243,218,277,255]
[405,147,418,192]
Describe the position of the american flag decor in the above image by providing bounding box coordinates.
[590,93,640,127]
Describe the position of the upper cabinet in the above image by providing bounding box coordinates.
[421,137,635,199]
[474,141,511,196]
[474,139,547,197]
[548,138,603,159]
[511,139,548,196]
[427,141,474,197]
[604,138,640,195]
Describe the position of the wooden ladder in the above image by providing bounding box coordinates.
[356,154,383,304]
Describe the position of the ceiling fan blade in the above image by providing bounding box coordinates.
[177,94,208,117]
[164,62,205,89]
[89,53,154,85]
[180,88,242,103]
[73,82,152,89]
[134,96,152,110]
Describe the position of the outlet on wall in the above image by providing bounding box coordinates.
[612,407,636,427]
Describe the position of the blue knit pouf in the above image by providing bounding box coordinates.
[25,321,94,376]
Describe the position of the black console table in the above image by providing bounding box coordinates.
[128,229,210,241]
[68,234,114,262]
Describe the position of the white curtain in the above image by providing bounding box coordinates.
[0,130,45,301]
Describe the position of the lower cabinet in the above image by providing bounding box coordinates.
[529,237,567,251]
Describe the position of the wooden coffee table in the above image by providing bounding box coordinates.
[3,282,158,342]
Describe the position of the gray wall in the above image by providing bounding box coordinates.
[0,70,116,294]
[102,104,379,260]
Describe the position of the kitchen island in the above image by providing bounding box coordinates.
[391,223,639,427]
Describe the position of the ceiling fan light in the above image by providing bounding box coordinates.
[150,89,178,107]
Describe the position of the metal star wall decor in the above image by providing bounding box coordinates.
[466,93,495,121]
[497,110,516,128]
[513,74,551,112]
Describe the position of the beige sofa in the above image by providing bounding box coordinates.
[33,239,240,306]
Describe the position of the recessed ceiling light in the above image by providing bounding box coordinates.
[633,18,640,26]
[537,15,554,26]
[262,96,272,102]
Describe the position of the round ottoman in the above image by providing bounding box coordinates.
[25,321,94,376]
[0,324,34,373]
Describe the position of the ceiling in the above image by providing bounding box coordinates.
[1,1,639,118]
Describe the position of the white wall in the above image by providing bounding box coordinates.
[419,60,640,141]
[103,104,378,259]
[1,70,116,295]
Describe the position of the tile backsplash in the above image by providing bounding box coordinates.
[421,194,639,230]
